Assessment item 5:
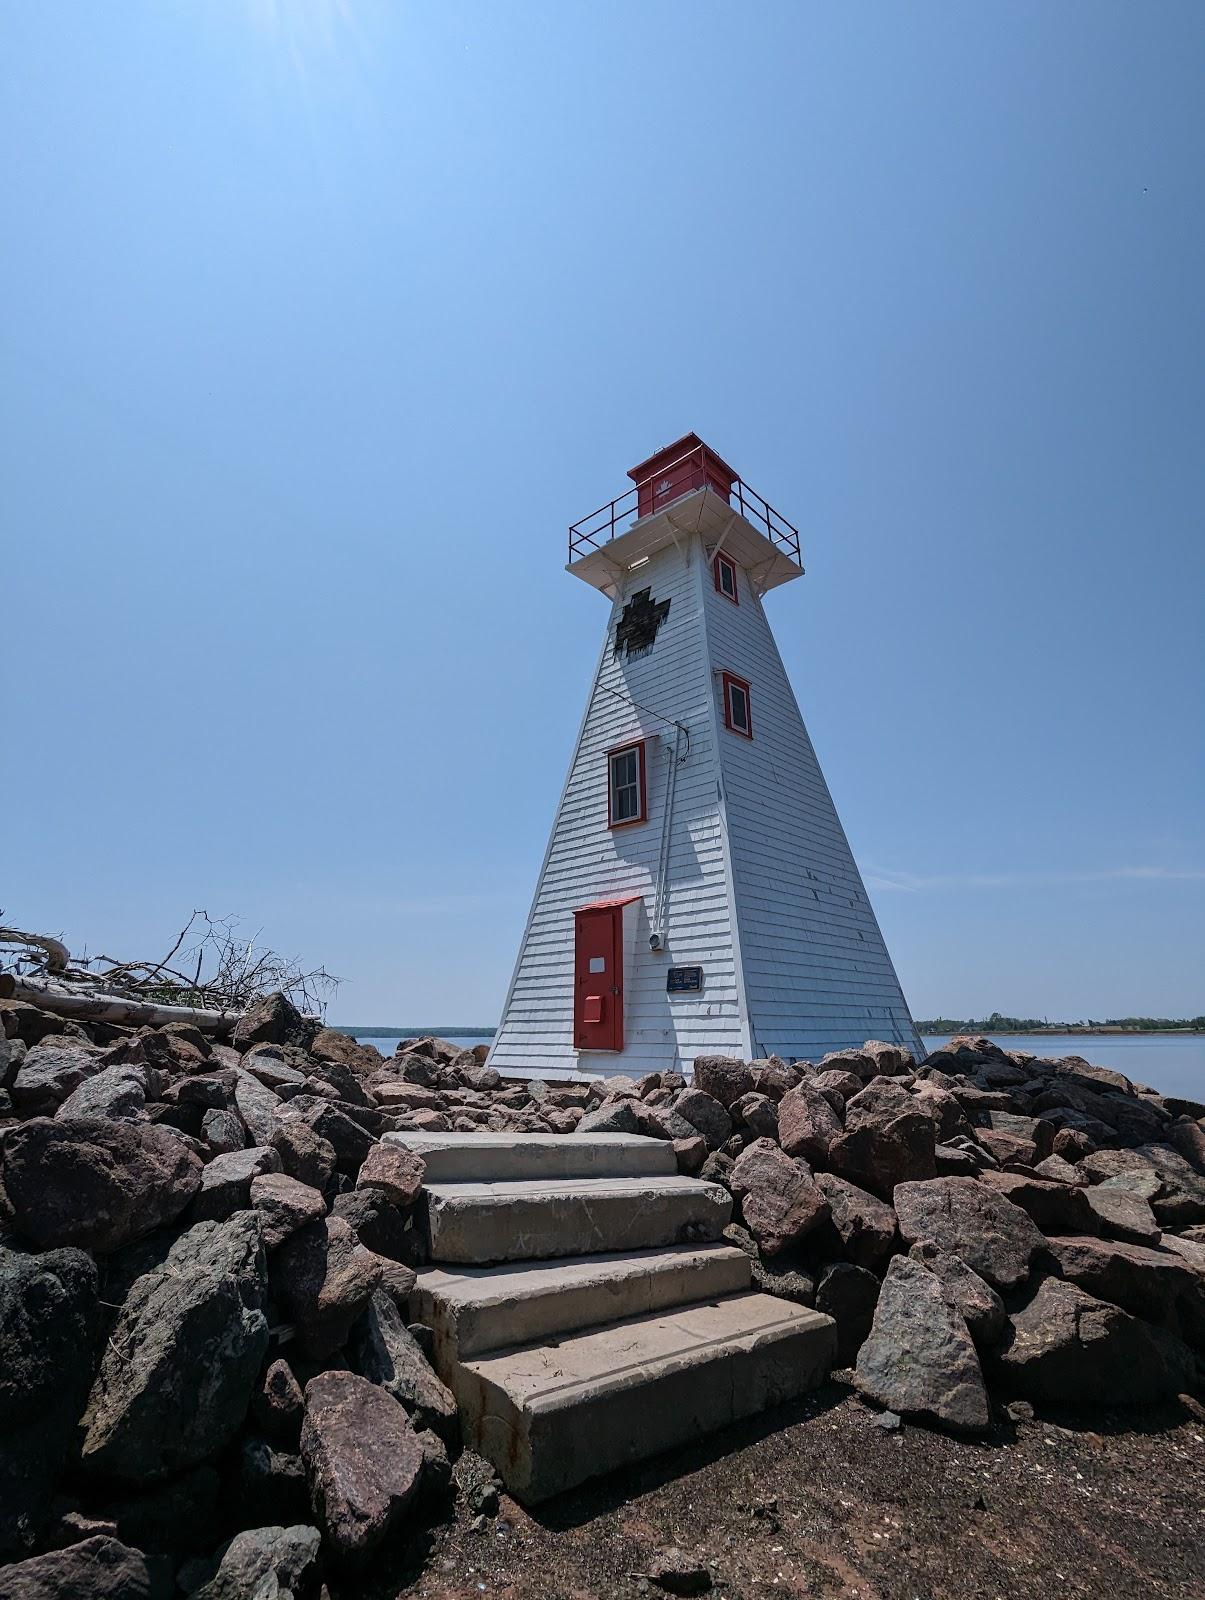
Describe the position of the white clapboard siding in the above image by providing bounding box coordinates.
[703,558,924,1061]
[489,520,922,1076]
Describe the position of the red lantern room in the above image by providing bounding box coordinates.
[627,432,736,520]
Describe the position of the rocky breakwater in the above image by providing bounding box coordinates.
[0,993,520,1597]
[1,994,1203,1596]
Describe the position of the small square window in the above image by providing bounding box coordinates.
[722,672,752,738]
[713,552,739,604]
[607,739,647,827]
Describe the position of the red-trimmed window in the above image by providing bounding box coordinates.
[722,673,753,738]
[607,740,647,827]
[713,552,739,604]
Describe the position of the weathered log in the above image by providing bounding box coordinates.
[0,925,70,973]
[5,976,236,1034]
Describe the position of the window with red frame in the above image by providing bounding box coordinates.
[722,673,752,738]
[713,552,739,604]
[607,740,647,826]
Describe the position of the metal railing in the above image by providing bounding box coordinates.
[568,443,802,567]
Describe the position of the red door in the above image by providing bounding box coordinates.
[574,905,623,1051]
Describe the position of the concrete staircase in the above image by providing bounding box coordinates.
[385,1130,836,1502]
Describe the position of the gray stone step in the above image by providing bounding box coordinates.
[452,1292,836,1501]
[384,1130,675,1184]
[422,1175,731,1264]
[414,1243,752,1361]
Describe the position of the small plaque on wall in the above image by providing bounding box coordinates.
[667,965,703,994]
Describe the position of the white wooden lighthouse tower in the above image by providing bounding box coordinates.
[489,435,923,1076]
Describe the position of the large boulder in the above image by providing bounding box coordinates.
[192,1524,322,1600]
[276,1097,374,1175]
[356,1143,425,1209]
[0,1247,99,1559]
[347,1290,458,1445]
[814,1174,897,1273]
[300,1372,424,1563]
[673,1088,733,1150]
[56,1063,155,1123]
[272,1216,381,1358]
[908,1240,1005,1346]
[1040,1235,1199,1325]
[976,1170,1098,1236]
[1083,1181,1161,1245]
[231,992,312,1051]
[1,1118,202,1254]
[691,1055,754,1109]
[192,1146,282,1224]
[270,1119,337,1190]
[777,1082,842,1165]
[993,1275,1196,1405]
[0,1536,154,1599]
[729,1139,828,1256]
[10,1041,105,1117]
[250,1173,327,1251]
[894,1176,1044,1290]
[815,1262,879,1365]
[854,1255,989,1433]
[80,1213,269,1483]
[828,1080,936,1199]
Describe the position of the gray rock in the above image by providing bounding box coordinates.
[301,1372,424,1563]
[192,1524,321,1600]
[815,1174,896,1273]
[1032,1154,1085,1185]
[234,1070,284,1145]
[1040,1234,1197,1322]
[0,1035,28,1088]
[976,1170,1098,1235]
[1085,1181,1161,1245]
[576,1098,642,1135]
[893,1176,1044,1290]
[730,1138,828,1256]
[777,1082,842,1165]
[56,1063,152,1122]
[0,1247,99,1558]
[276,1097,374,1174]
[251,1173,327,1251]
[0,1117,202,1254]
[993,1275,1196,1405]
[81,1213,269,1482]
[347,1289,459,1445]
[809,1069,863,1113]
[192,1146,282,1223]
[232,992,312,1052]
[11,1042,105,1117]
[0,1536,154,1599]
[816,1261,880,1365]
[674,1088,734,1150]
[269,1119,336,1191]
[908,1240,1005,1346]
[854,1255,989,1432]
[200,1109,246,1156]
[729,1092,779,1141]
[272,1216,381,1358]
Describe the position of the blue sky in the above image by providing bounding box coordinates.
[2,2,1202,1024]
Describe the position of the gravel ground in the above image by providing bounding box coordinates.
[343,1382,1205,1600]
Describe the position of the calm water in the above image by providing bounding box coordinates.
[353,1030,1203,1102]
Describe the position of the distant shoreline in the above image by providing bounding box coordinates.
[335,1025,496,1039]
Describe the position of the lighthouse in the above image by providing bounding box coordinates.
[489,435,923,1076]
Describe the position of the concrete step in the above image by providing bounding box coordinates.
[422,1175,732,1265]
[384,1130,675,1184]
[414,1243,752,1362]
[453,1292,837,1501]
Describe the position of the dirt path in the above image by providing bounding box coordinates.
[346,1384,1205,1600]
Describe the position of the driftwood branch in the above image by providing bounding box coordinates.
[0,926,70,974]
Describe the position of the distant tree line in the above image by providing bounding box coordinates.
[916,1010,1205,1035]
